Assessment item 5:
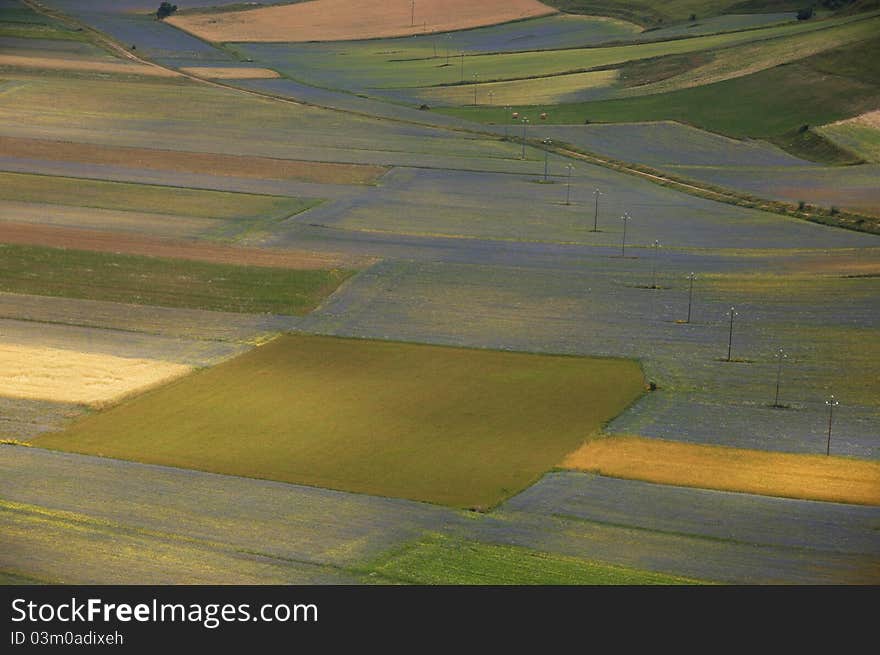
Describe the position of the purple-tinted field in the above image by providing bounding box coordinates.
[543,121,816,167]
[670,164,880,217]
[3,447,876,584]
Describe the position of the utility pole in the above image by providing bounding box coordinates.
[686,272,696,323]
[726,306,737,362]
[520,117,529,160]
[620,212,629,257]
[564,164,574,205]
[651,240,661,289]
[825,395,838,455]
[591,189,601,232]
[773,348,787,407]
[542,138,552,182]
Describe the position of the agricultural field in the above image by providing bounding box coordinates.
[34,334,645,509]
[0,170,322,241]
[544,0,804,26]
[562,435,880,505]
[537,121,880,216]
[540,121,814,167]
[818,110,880,163]
[0,243,354,314]
[0,136,389,185]
[4,446,878,584]
[0,0,877,588]
[167,0,559,43]
[232,12,871,106]
[369,534,704,584]
[286,166,872,249]
[0,342,192,406]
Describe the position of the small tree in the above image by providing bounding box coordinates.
[797,7,814,20]
[157,2,178,20]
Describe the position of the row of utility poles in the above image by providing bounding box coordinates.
[499,109,844,456]
[538,169,844,453]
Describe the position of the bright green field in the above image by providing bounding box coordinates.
[35,334,645,509]
[370,533,705,584]
[0,172,315,222]
[0,244,353,315]
[445,33,880,139]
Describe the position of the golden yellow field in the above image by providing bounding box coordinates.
[180,66,280,79]
[562,435,880,506]
[0,54,177,77]
[0,343,192,406]
[168,0,557,42]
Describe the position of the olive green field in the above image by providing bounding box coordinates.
[0,244,354,315]
[35,334,646,509]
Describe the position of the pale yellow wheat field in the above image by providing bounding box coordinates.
[0,343,192,406]
[179,67,281,79]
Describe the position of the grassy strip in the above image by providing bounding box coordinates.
[370,533,706,584]
[562,435,880,506]
[35,334,645,510]
[0,243,353,315]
